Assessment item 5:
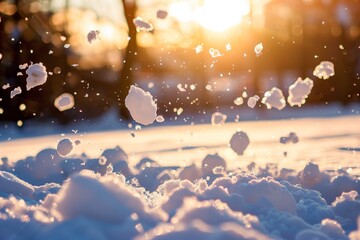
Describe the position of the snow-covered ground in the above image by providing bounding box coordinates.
[0,104,360,239]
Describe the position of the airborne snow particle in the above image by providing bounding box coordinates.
[262,87,286,110]
[288,77,314,107]
[133,17,153,32]
[2,83,10,90]
[195,44,203,54]
[254,42,263,56]
[212,166,224,175]
[230,131,250,155]
[177,84,186,92]
[125,85,157,125]
[157,10,168,19]
[156,115,164,123]
[234,97,243,106]
[225,43,232,51]
[64,44,70,48]
[57,138,74,157]
[211,112,227,126]
[0,53,2,60]
[98,156,107,166]
[19,63,28,70]
[54,93,75,112]
[280,132,299,144]
[10,87,22,98]
[313,61,335,79]
[209,48,222,58]
[247,95,260,108]
[25,62,48,91]
[87,30,100,43]
[176,108,183,115]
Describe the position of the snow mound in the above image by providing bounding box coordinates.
[125,85,157,125]
[288,77,314,107]
[10,86,22,98]
[313,61,335,79]
[211,112,227,126]
[262,87,286,110]
[54,93,75,112]
[247,95,260,108]
[57,138,74,157]
[229,131,250,155]
[280,132,299,144]
[87,30,100,43]
[25,62,48,91]
[133,17,153,32]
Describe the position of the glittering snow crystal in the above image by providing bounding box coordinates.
[280,132,299,144]
[10,87,22,98]
[288,77,314,107]
[125,85,157,125]
[313,61,335,79]
[57,138,74,157]
[209,48,222,58]
[262,87,286,110]
[54,93,75,112]
[254,43,263,56]
[230,131,250,155]
[211,112,227,126]
[25,62,48,91]
[133,17,153,32]
[87,30,100,43]
[247,95,260,108]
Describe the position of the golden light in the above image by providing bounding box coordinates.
[196,0,250,32]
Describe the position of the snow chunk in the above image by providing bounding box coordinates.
[57,138,74,157]
[262,87,286,110]
[19,63,28,70]
[125,85,157,125]
[280,132,299,144]
[247,95,260,108]
[209,48,222,58]
[313,61,335,79]
[10,86,22,98]
[211,112,227,126]
[230,131,250,155]
[177,83,186,92]
[288,77,314,107]
[225,43,231,51]
[54,93,75,112]
[2,83,10,89]
[157,9,168,19]
[25,62,48,91]
[254,42,263,56]
[87,30,100,43]
[195,44,203,54]
[233,97,243,106]
[156,115,164,123]
[202,154,226,176]
[133,17,153,32]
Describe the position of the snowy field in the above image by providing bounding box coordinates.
[1,106,360,240]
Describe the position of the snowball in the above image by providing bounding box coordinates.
[10,86,22,98]
[57,138,74,157]
[229,131,250,155]
[2,83,10,89]
[54,93,75,112]
[195,44,203,54]
[233,97,243,106]
[209,48,222,58]
[156,115,165,123]
[262,87,286,110]
[313,61,335,79]
[157,10,168,19]
[280,132,299,144]
[25,62,48,91]
[254,42,263,56]
[211,112,227,126]
[125,85,157,125]
[87,30,100,43]
[133,17,153,32]
[247,95,260,108]
[288,77,314,107]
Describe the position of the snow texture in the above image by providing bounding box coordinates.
[313,61,335,80]
[54,93,75,112]
[25,63,48,91]
[262,87,286,110]
[125,85,157,125]
[288,77,314,107]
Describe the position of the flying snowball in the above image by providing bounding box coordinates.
[133,17,153,32]
[230,131,250,155]
[262,87,286,110]
[211,112,227,126]
[313,61,335,79]
[10,87,22,98]
[280,132,299,144]
[288,77,314,107]
[25,62,48,91]
[247,95,260,108]
[125,85,157,125]
[57,138,74,157]
[87,30,100,43]
[54,93,75,112]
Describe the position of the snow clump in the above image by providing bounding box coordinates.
[229,131,250,155]
[209,48,222,58]
[254,42,263,56]
[195,44,203,54]
[57,138,74,157]
[280,132,299,144]
[247,95,260,108]
[288,77,314,107]
[157,10,168,19]
[133,17,153,32]
[313,61,335,79]
[211,112,227,126]
[125,85,157,125]
[262,87,286,110]
[87,30,100,43]
[25,62,48,91]
[10,86,22,98]
[54,93,75,112]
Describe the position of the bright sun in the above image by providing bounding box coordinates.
[169,0,250,32]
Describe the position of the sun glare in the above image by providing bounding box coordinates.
[169,0,250,32]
